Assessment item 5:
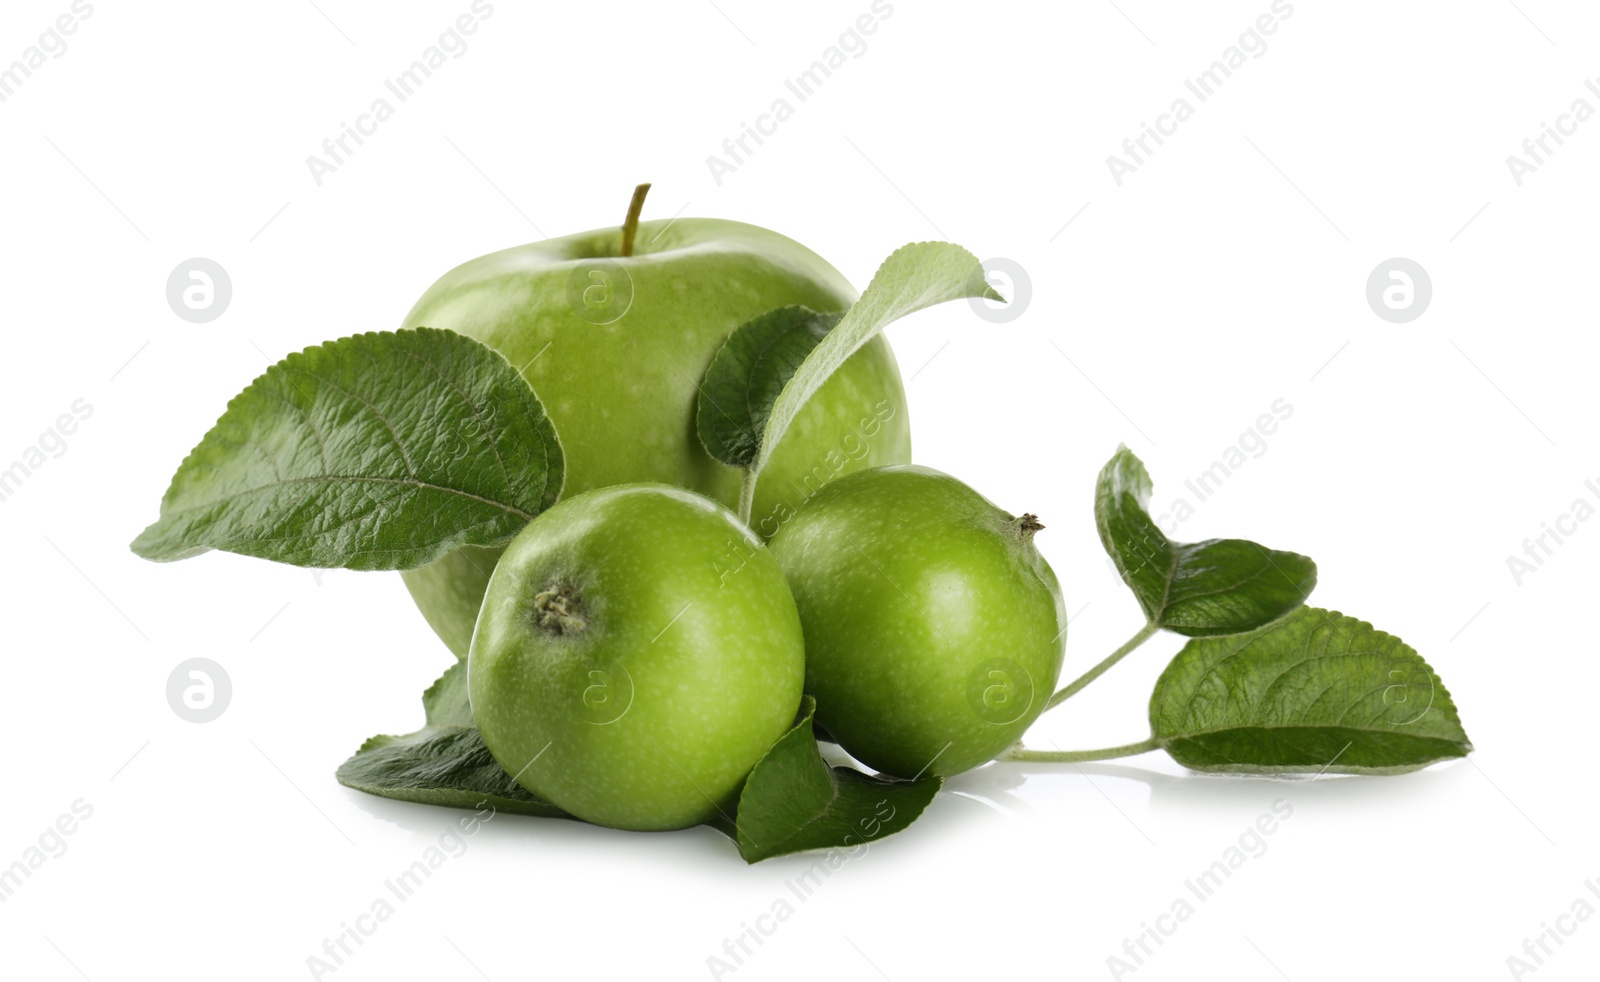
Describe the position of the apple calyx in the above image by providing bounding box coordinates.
[619,182,652,257]
[1009,513,1045,543]
[532,584,588,636]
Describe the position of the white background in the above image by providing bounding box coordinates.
[2,1,1595,979]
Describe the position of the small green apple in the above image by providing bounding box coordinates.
[767,465,1067,779]
[402,190,911,658]
[469,483,805,831]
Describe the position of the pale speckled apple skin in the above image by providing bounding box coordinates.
[768,465,1068,779]
[400,218,911,659]
[468,484,805,831]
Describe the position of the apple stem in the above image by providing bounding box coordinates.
[620,183,652,257]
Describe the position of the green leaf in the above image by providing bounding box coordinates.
[336,662,568,818]
[337,726,568,817]
[131,327,564,571]
[420,656,472,727]
[1097,445,1316,636]
[731,697,941,863]
[1150,607,1472,774]
[697,306,843,468]
[715,241,1000,516]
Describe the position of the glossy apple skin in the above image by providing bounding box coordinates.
[469,484,805,831]
[767,465,1067,779]
[401,218,911,658]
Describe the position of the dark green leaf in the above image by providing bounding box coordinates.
[697,306,842,468]
[1150,607,1472,774]
[132,327,564,570]
[732,697,940,863]
[337,726,567,817]
[1097,445,1316,636]
[336,662,567,818]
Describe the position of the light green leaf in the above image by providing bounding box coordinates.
[132,327,563,571]
[729,242,1000,517]
[1150,607,1472,774]
[731,697,941,863]
[697,306,843,468]
[1097,445,1316,636]
[420,656,472,727]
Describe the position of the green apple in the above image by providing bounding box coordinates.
[767,465,1067,779]
[469,483,805,831]
[401,192,911,658]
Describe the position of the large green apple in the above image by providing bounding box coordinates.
[768,465,1067,779]
[469,483,805,831]
[401,209,911,658]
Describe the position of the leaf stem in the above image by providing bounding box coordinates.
[620,182,651,257]
[1043,621,1159,713]
[737,468,758,526]
[1000,737,1164,764]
